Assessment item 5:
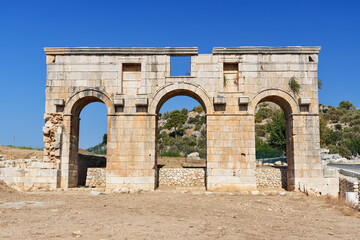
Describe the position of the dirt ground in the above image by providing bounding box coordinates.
[157,157,206,168]
[0,145,43,160]
[1,185,359,240]
[0,145,96,161]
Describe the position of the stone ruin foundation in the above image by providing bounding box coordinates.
[0,46,340,196]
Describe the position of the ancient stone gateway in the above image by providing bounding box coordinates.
[43,46,338,194]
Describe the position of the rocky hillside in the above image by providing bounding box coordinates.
[319,101,360,158]
[157,106,206,158]
[255,100,360,159]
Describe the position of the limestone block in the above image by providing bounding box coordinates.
[238,96,249,105]
[299,98,311,105]
[213,96,226,105]
[323,168,339,178]
[53,99,65,106]
[135,97,148,106]
[114,98,124,106]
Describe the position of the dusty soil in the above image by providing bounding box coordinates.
[0,145,96,161]
[158,157,206,168]
[0,145,43,160]
[0,189,359,240]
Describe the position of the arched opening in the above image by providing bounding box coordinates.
[253,95,295,191]
[68,96,109,188]
[155,90,208,190]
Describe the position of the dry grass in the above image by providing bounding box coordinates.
[326,195,360,217]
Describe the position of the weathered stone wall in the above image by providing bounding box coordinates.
[42,113,63,164]
[78,154,106,186]
[0,156,58,191]
[339,175,359,200]
[207,114,256,191]
[255,167,287,189]
[158,168,205,187]
[85,168,106,188]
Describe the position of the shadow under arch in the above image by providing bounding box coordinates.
[153,86,209,190]
[61,89,113,188]
[250,89,299,191]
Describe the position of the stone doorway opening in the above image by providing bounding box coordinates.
[69,98,109,189]
[253,98,294,191]
[155,93,207,190]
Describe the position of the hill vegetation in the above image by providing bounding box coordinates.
[255,100,360,159]
[87,101,360,160]
[319,101,360,158]
[157,106,206,158]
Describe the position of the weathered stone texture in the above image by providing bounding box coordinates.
[255,167,287,189]
[158,168,205,187]
[43,113,63,164]
[85,168,106,188]
[0,156,58,191]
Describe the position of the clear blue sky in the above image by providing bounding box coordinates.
[0,0,359,148]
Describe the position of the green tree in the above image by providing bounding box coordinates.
[164,110,187,138]
[338,101,356,110]
[267,110,286,151]
[255,107,271,123]
[319,117,330,147]
[193,106,204,113]
[348,139,360,155]
[161,111,170,120]
[317,79,323,90]
[255,136,275,151]
[181,108,188,115]
[102,133,107,145]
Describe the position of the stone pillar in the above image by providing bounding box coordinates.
[291,114,323,191]
[59,114,80,188]
[106,114,156,190]
[207,114,256,191]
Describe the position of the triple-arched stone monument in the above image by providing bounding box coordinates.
[41,46,338,194]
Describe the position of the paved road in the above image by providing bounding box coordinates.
[328,164,360,174]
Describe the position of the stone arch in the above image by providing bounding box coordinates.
[61,88,113,188]
[151,82,211,189]
[249,88,299,117]
[250,88,299,191]
[64,88,114,116]
[148,82,213,115]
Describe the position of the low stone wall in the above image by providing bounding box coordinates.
[255,166,287,189]
[85,168,106,188]
[0,158,58,191]
[158,168,205,187]
[339,175,359,200]
[78,154,106,186]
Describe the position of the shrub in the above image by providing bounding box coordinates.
[348,139,360,155]
[162,150,182,158]
[338,101,356,110]
[255,125,267,137]
[193,106,204,113]
[335,124,342,131]
[289,77,301,95]
[181,108,188,115]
